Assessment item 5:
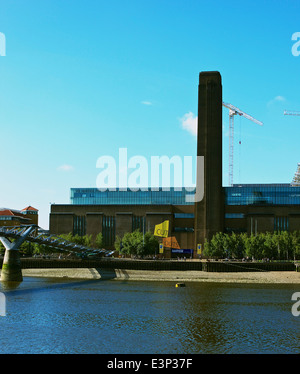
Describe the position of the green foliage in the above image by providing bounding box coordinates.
[95,232,103,249]
[2,229,300,262]
[0,241,5,255]
[121,230,144,256]
[0,232,104,257]
[27,232,102,255]
[19,241,35,256]
[143,231,159,256]
[203,232,226,259]
[115,230,159,258]
[63,233,93,247]
[204,231,300,261]
[114,235,122,252]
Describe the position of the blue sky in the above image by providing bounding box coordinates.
[0,0,300,229]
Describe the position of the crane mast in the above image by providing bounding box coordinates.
[291,163,300,186]
[222,102,263,186]
[284,110,300,116]
[284,110,300,186]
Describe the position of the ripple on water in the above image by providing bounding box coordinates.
[0,278,299,354]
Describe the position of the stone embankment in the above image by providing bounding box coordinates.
[0,257,299,283]
[5,258,297,284]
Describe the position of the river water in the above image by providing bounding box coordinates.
[0,277,299,354]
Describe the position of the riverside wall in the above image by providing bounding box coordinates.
[0,258,296,272]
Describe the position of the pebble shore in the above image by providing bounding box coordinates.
[21,268,300,284]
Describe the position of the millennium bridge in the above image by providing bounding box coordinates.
[0,225,114,282]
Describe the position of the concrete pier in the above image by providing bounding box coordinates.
[0,225,36,282]
[1,250,23,282]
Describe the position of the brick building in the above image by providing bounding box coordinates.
[49,72,300,256]
[0,206,38,227]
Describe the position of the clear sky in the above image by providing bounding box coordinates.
[0,0,300,229]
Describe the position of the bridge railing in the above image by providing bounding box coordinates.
[0,225,114,257]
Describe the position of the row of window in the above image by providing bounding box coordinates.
[70,188,196,205]
[225,185,300,205]
[73,215,117,246]
[71,214,195,245]
[71,185,300,206]
[132,215,145,232]
[174,227,194,232]
[225,213,290,233]
[174,213,194,218]
[225,213,245,219]
[71,212,292,243]
[73,216,86,236]
[102,216,115,246]
[274,216,289,231]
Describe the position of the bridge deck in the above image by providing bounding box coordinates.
[0,225,114,256]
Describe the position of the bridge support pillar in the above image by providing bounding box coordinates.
[0,225,36,282]
[1,249,23,282]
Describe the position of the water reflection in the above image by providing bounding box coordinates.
[181,283,300,353]
[0,281,22,291]
[0,278,299,354]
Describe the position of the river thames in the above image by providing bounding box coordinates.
[0,277,299,354]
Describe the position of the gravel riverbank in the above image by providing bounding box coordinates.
[21,268,300,284]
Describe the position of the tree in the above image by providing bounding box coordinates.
[143,231,159,256]
[116,230,159,258]
[203,232,226,259]
[293,231,300,260]
[59,232,74,242]
[20,241,34,256]
[32,241,54,255]
[262,232,278,260]
[120,230,144,257]
[203,231,300,261]
[83,234,92,247]
[114,235,122,252]
[245,234,266,260]
[95,232,103,249]
[277,231,292,260]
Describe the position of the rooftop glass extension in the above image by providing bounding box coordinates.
[70,184,300,206]
[225,184,300,205]
[70,187,196,205]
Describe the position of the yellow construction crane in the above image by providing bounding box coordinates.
[222,102,263,186]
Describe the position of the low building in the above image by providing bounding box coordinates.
[50,188,195,257]
[49,184,300,257]
[225,184,300,234]
[0,206,38,227]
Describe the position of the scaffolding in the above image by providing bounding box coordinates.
[291,163,300,186]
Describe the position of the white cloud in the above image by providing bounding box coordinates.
[267,95,286,107]
[57,164,74,172]
[180,112,197,137]
[274,95,286,102]
[141,100,152,106]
